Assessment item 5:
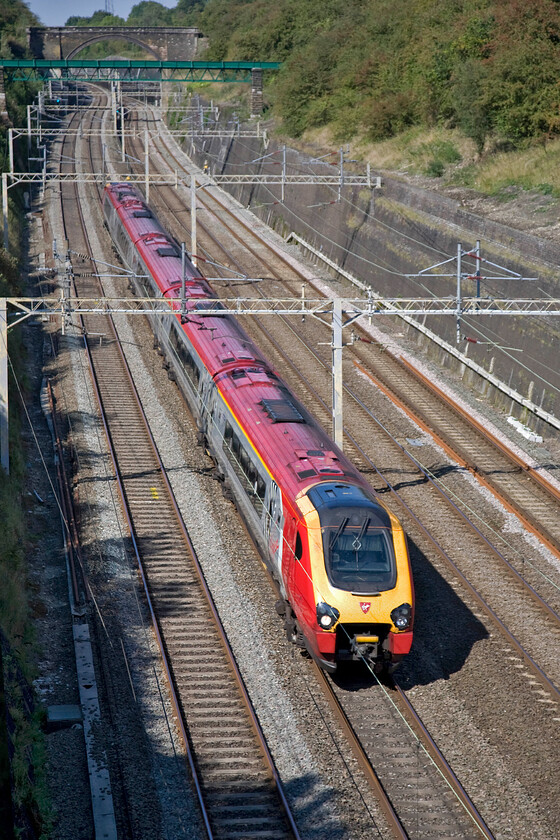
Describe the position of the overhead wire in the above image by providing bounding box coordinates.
[200,134,560,399]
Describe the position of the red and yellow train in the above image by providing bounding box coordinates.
[103,182,414,673]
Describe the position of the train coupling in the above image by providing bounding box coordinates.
[350,634,380,662]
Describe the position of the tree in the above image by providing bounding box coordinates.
[452,58,492,154]
[128,2,175,27]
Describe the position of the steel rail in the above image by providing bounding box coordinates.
[129,125,498,836]
[313,665,409,840]
[58,100,302,840]
[357,356,560,566]
[58,102,211,840]
[391,684,494,840]
[137,107,560,679]
[318,662,496,840]
[401,356,560,505]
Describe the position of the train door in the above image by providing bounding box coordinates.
[198,372,213,432]
[265,480,284,581]
[207,388,220,450]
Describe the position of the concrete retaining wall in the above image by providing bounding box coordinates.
[184,129,560,436]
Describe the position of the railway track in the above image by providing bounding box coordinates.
[142,119,560,569]
[315,660,495,840]
[124,113,560,660]
[110,110,558,832]
[113,111,510,839]
[49,100,490,838]
[51,97,302,840]
[39,92,560,838]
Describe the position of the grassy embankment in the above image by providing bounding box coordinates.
[1,0,54,834]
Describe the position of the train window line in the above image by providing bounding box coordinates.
[169,322,201,387]
[224,421,266,515]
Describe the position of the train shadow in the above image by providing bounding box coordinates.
[399,535,489,688]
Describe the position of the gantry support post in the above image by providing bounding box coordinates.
[456,243,462,344]
[332,298,344,450]
[2,173,8,252]
[475,239,481,300]
[27,105,32,155]
[121,103,125,163]
[8,128,13,174]
[111,81,117,136]
[181,243,187,321]
[144,129,150,203]
[0,298,8,475]
[191,175,197,267]
[0,69,10,126]
[281,145,286,204]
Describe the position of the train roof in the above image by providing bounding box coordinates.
[105,182,372,504]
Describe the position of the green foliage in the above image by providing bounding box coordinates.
[451,57,492,154]
[191,0,560,148]
[0,8,52,835]
[425,158,445,177]
[65,0,208,29]
[127,1,175,26]
[65,11,126,26]
[0,0,39,57]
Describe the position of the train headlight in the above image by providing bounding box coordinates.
[316,602,340,630]
[391,603,412,630]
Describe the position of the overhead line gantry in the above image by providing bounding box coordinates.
[0,59,282,83]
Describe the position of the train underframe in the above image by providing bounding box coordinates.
[276,599,410,674]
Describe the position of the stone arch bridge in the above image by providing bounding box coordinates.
[27,26,205,61]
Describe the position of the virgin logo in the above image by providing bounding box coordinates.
[360,602,371,614]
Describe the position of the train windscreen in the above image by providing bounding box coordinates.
[321,509,396,593]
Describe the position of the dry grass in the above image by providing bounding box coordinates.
[297,123,560,198]
[473,138,560,195]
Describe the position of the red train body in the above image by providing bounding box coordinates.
[103,182,414,672]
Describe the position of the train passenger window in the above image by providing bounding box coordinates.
[239,446,252,479]
[221,421,264,515]
[169,323,200,389]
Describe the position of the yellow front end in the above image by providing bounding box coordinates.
[296,490,414,670]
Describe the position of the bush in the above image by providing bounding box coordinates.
[426,158,445,177]
[192,0,560,150]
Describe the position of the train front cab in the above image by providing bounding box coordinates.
[293,482,414,673]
